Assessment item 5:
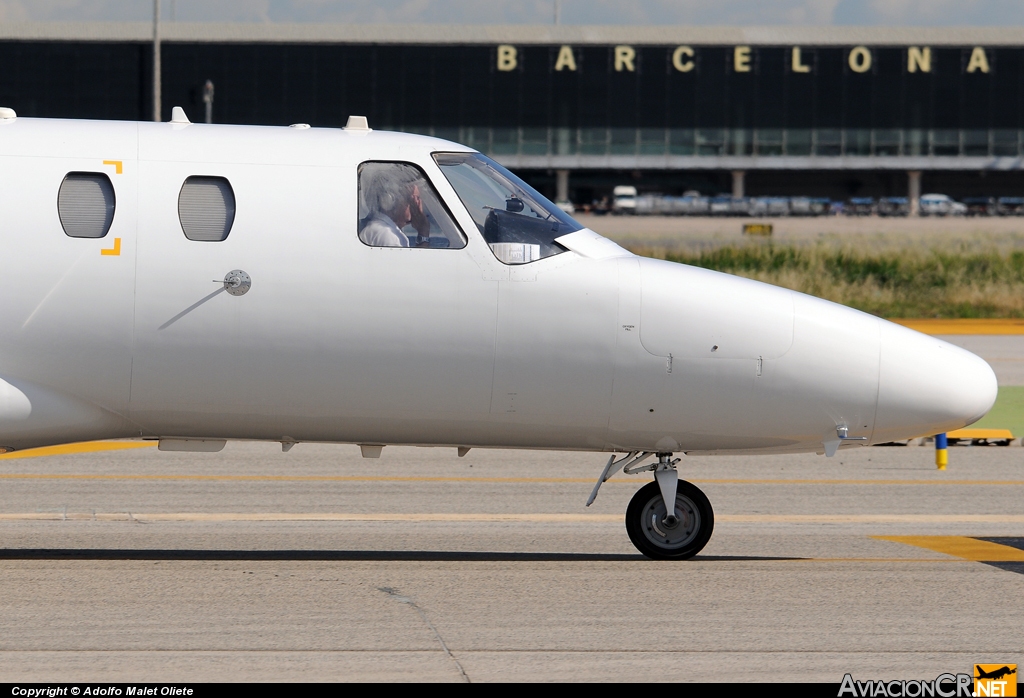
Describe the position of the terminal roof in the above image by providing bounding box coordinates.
[2,22,1023,46]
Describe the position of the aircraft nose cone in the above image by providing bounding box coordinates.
[873,321,998,443]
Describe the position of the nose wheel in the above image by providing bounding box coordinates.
[625,479,714,560]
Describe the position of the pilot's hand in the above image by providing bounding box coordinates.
[408,185,430,237]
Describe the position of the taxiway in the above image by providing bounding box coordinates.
[0,441,1020,682]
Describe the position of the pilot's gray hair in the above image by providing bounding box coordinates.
[359,163,422,217]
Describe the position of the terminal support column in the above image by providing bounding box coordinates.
[732,170,745,199]
[556,169,570,203]
[152,0,161,122]
[908,170,922,216]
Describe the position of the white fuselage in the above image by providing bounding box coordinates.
[0,117,997,455]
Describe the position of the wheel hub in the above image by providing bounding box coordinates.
[640,493,700,549]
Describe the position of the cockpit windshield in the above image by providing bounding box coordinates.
[433,152,582,264]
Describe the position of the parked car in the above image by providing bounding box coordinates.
[962,197,998,216]
[764,197,791,216]
[846,197,876,216]
[634,194,663,215]
[920,193,966,216]
[661,196,684,215]
[809,198,832,215]
[746,197,790,217]
[612,185,637,214]
[746,197,768,217]
[555,200,575,215]
[877,197,909,217]
[997,197,1024,216]
[788,197,813,216]
[708,195,734,216]
[679,194,710,215]
[728,197,751,216]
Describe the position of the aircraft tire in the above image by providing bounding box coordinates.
[625,479,714,560]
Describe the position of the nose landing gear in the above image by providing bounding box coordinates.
[625,477,714,560]
[586,451,715,559]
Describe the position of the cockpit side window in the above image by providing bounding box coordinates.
[432,152,582,264]
[357,161,466,249]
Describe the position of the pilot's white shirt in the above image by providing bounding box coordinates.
[359,212,410,248]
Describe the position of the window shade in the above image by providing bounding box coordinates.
[58,173,115,238]
[178,176,235,242]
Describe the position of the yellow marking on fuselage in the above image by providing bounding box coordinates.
[100,237,121,256]
[873,535,1024,561]
[102,160,123,174]
[0,441,154,460]
[891,318,1024,335]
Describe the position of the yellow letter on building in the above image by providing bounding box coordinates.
[614,45,635,72]
[848,46,872,73]
[672,46,695,72]
[734,46,751,72]
[497,45,517,72]
[791,46,811,73]
[967,47,990,73]
[554,45,577,71]
[908,46,931,73]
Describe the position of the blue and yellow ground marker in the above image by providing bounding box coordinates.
[935,432,948,470]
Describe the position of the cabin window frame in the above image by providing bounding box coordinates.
[57,171,116,239]
[178,175,236,243]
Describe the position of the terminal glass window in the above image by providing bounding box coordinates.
[358,162,466,249]
[433,152,582,264]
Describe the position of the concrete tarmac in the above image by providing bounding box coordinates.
[0,442,1021,682]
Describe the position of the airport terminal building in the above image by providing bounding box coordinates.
[1,22,1023,207]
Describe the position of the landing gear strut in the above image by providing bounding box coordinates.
[624,453,714,560]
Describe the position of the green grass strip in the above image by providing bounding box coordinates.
[971,386,1024,436]
[641,244,1024,318]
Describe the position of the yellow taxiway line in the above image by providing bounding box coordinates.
[1,442,1022,488]
[722,514,1024,523]
[874,535,1024,561]
[0,512,1019,563]
[0,511,610,523]
[1,512,1022,524]
[0,473,1020,486]
[891,318,1024,335]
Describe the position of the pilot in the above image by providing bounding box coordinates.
[358,165,432,247]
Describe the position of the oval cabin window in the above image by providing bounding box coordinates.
[57,172,115,238]
[178,176,236,242]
